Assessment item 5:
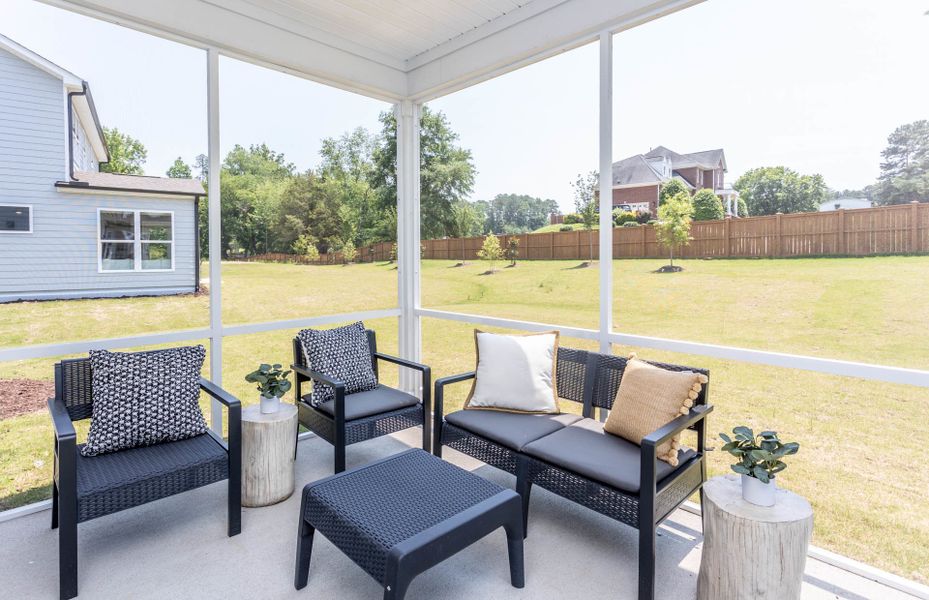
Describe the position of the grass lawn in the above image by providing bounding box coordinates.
[530,222,598,233]
[1,257,927,583]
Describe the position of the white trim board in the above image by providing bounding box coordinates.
[416,308,929,388]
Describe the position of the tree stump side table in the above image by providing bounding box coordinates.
[697,475,813,600]
[241,403,298,507]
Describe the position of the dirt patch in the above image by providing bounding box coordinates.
[0,379,54,420]
[655,265,684,273]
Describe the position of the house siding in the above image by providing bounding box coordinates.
[613,185,659,215]
[71,107,99,172]
[0,47,196,302]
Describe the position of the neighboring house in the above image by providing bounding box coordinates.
[0,34,204,303]
[612,146,737,216]
[819,197,871,212]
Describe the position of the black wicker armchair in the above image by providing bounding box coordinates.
[49,357,241,600]
[292,329,430,473]
[433,347,712,600]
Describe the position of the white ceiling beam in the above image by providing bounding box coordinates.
[406,0,704,101]
[37,0,409,101]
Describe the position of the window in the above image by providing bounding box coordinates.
[0,204,32,233]
[98,209,173,272]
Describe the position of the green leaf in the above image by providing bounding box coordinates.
[733,426,754,439]
[752,466,770,483]
[260,363,271,372]
[731,464,750,475]
[719,433,732,443]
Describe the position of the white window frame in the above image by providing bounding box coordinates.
[97,208,175,273]
[0,203,34,234]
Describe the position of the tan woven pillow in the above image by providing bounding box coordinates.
[603,356,707,466]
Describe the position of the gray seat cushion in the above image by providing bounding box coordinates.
[307,384,419,421]
[521,418,696,494]
[444,409,582,451]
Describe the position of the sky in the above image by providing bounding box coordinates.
[2,0,928,212]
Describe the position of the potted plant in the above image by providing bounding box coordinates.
[719,427,799,507]
[245,363,292,414]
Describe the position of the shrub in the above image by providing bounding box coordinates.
[559,225,573,232]
[389,242,397,262]
[635,211,652,224]
[655,192,694,268]
[340,240,357,264]
[659,179,689,204]
[612,209,638,226]
[622,221,640,227]
[476,234,504,272]
[738,196,749,217]
[692,189,725,221]
[563,213,582,225]
[292,233,320,261]
[647,219,658,226]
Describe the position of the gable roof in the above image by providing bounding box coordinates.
[0,33,109,163]
[613,146,727,187]
[57,171,205,197]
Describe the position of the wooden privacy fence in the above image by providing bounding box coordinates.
[241,203,927,265]
[420,202,928,261]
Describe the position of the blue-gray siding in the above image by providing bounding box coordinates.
[0,47,197,302]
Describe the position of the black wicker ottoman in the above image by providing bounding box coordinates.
[294,448,525,600]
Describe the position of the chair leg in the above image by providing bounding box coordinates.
[699,486,706,534]
[58,509,77,600]
[515,458,532,539]
[51,480,59,530]
[334,441,346,474]
[383,558,412,600]
[294,518,315,590]
[638,522,656,600]
[228,476,242,537]
[504,504,526,588]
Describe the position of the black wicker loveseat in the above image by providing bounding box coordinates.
[49,356,241,600]
[432,347,712,600]
[292,329,431,473]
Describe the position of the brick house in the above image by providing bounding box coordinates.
[612,146,736,216]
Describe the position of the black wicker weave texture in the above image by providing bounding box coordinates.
[303,449,504,583]
[299,403,423,446]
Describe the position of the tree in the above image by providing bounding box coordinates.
[734,166,828,215]
[874,120,929,205]
[572,171,599,261]
[476,234,503,273]
[451,201,481,263]
[659,178,689,205]
[370,106,476,240]
[655,192,693,269]
[100,127,147,175]
[475,194,559,234]
[274,171,342,256]
[166,157,192,178]
[692,188,725,220]
[506,237,520,267]
[318,127,382,246]
[339,240,358,264]
[194,153,209,182]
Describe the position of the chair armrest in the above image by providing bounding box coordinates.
[48,396,76,443]
[374,352,429,374]
[290,364,347,393]
[641,404,713,450]
[200,377,241,408]
[433,371,475,421]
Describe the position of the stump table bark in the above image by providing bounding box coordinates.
[241,403,298,507]
[697,475,813,600]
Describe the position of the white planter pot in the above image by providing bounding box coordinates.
[741,474,776,507]
[260,395,281,414]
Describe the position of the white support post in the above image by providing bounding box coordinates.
[396,100,422,396]
[207,48,223,432]
[597,32,614,356]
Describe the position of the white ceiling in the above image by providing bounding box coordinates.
[41,0,700,101]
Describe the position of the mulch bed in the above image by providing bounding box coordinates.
[0,379,54,420]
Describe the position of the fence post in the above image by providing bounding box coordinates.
[641,225,647,258]
[724,217,731,257]
[775,213,783,257]
[837,209,846,255]
[911,201,920,253]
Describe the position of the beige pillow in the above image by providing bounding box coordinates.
[603,356,707,466]
[464,330,560,414]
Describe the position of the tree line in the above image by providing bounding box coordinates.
[102,109,560,260]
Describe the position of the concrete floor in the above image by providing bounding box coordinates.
[0,429,920,600]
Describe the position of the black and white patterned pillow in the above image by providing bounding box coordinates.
[296,322,377,406]
[81,346,208,457]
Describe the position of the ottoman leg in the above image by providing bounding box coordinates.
[294,518,316,590]
[383,559,412,600]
